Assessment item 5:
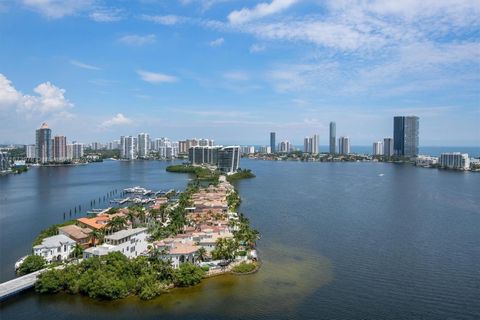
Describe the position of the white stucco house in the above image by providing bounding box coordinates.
[165,243,199,269]
[33,234,76,263]
[153,239,199,269]
[102,227,149,258]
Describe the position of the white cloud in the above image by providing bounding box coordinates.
[0,73,73,114]
[137,70,178,84]
[0,74,22,110]
[223,71,249,81]
[118,34,156,46]
[228,0,298,24]
[209,37,224,47]
[100,113,132,128]
[24,82,73,113]
[89,8,123,22]
[249,43,266,53]
[70,60,100,70]
[141,14,185,25]
[22,0,94,18]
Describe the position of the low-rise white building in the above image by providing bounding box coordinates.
[103,227,149,258]
[415,155,439,167]
[33,235,76,262]
[154,239,199,269]
[165,243,199,269]
[439,153,470,170]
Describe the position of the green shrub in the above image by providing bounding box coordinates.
[18,255,46,275]
[35,269,64,293]
[232,262,256,273]
[173,262,205,287]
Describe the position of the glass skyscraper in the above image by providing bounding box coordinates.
[329,122,336,154]
[35,122,52,163]
[270,132,276,153]
[393,116,419,157]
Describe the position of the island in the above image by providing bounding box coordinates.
[15,166,259,301]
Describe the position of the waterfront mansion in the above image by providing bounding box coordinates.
[33,235,76,263]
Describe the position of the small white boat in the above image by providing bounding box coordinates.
[379,173,384,176]
[15,255,28,270]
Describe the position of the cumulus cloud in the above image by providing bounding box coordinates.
[22,0,94,18]
[0,73,73,113]
[70,59,100,70]
[0,74,22,110]
[118,34,156,46]
[137,70,178,84]
[100,113,132,128]
[209,37,224,47]
[228,0,298,24]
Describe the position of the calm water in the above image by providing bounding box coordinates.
[1,159,479,319]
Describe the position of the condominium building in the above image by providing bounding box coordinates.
[35,122,52,163]
[383,138,394,157]
[415,155,438,167]
[90,142,102,150]
[394,116,419,157]
[26,144,36,160]
[198,139,214,147]
[278,140,291,153]
[373,141,383,156]
[304,134,319,154]
[53,136,67,161]
[217,146,240,172]
[439,153,470,170]
[166,141,179,159]
[72,143,84,159]
[270,132,276,153]
[329,122,336,154]
[189,146,240,173]
[121,136,137,160]
[137,133,150,158]
[338,136,350,155]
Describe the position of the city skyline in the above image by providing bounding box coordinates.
[0,1,479,146]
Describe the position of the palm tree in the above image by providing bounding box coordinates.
[71,243,84,260]
[197,247,208,262]
[159,204,168,222]
[243,228,260,248]
[106,216,127,233]
[126,209,136,226]
[137,210,146,226]
[90,229,104,246]
[149,209,160,226]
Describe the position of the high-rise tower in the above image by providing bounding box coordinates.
[394,116,419,157]
[35,122,52,163]
[329,122,336,154]
[270,132,276,153]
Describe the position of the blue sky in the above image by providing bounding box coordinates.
[0,0,479,146]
